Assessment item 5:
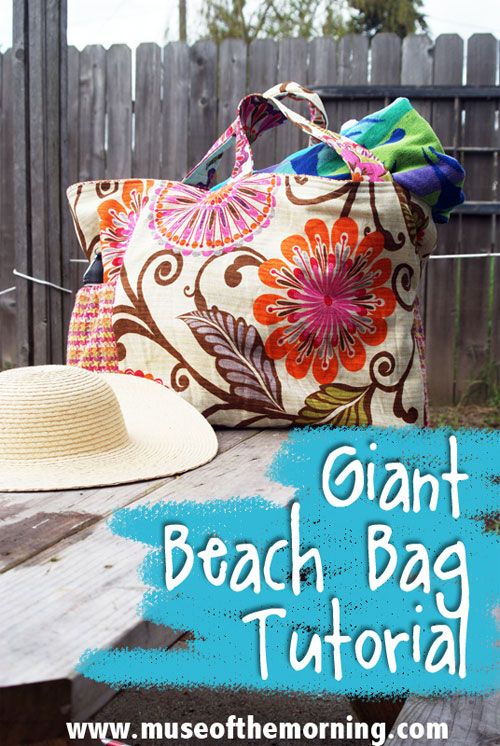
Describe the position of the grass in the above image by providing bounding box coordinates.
[429,377,500,429]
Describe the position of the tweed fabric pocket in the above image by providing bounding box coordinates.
[67,284,119,372]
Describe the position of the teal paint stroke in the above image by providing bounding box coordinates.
[78,427,499,696]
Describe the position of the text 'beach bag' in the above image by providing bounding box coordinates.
[67,83,437,428]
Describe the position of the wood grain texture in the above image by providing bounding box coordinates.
[275,37,309,162]
[401,34,433,121]
[134,43,163,179]
[307,36,337,132]
[248,38,278,170]
[426,34,464,405]
[371,32,401,85]
[217,38,247,182]
[0,49,16,369]
[44,0,67,363]
[389,694,500,745]
[65,45,83,297]
[188,39,218,173]
[105,44,132,178]
[27,0,49,366]
[456,34,497,399]
[12,0,31,367]
[11,0,67,366]
[337,33,369,127]
[78,44,106,181]
[163,42,190,181]
[0,430,291,741]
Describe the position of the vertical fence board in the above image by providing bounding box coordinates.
[133,43,162,178]
[65,45,83,296]
[0,50,16,369]
[12,0,31,366]
[425,34,464,405]
[337,33,369,127]
[371,32,401,84]
[217,39,247,181]
[369,33,401,133]
[491,39,500,390]
[188,40,217,173]
[457,34,498,399]
[248,38,278,170]
[275,37,309,162]
[401,33,434,340]
[105,44,132,178]
[45,0,67,363]
[308,36,337,129]
[27,0,50,365]
[78,45,106,181]
[12,0,67,366]
[401,35,433,120]
[162,42,189,181]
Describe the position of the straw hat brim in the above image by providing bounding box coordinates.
[0,372,218,492]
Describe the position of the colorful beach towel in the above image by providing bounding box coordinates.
[259,97,465,224]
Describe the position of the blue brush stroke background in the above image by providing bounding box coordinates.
[78,427,499,696]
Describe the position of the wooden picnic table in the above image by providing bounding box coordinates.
[0,429,497,745]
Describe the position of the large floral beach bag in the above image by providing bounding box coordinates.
[67,82,437,428]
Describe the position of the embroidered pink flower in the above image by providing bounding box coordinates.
[253,217,396,384]
[337,140,389,182]
[98,180,154,283]
[150,174,280,255]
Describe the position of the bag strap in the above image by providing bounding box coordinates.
[183,82,327,189]
[183,82,390,188]
[262,81,328,129]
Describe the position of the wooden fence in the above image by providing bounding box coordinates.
[0,30,499,405]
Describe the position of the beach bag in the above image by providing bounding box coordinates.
[67,82,436,427]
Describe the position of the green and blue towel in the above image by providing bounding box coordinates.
[260,97,465,224]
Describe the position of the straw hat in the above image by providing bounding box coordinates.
[0,365,218,492]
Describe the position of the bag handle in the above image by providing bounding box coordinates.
[183,82,328,189]
[183,82,390,188]
[261,81,328,129]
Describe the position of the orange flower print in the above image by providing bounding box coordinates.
[98,180,154,283]
[253,217,396,385]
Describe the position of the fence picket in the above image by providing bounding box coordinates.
[217,39,247,181]
[425,34,464,405]
[188,40,218,173]
[456,34,498,399]
[163,42,190,181]
[276,37,309,162]
[78,45,106,181]
[0,50,16,370]
[401,35,433,121]
[248,38,278,170]
[27,0,50,365]
[371,32,401,85]
[337,33,369,127]
[134,43,162,178]
[308,37,337,130]
[65,46,82,297]
[105,45,132,178]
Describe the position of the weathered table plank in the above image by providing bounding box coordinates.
[389,693,500,745]
[0,430,292,742]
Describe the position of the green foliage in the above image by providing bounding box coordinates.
[201,0,427,41]
[202,0,348,42]
[347,0,427,38]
